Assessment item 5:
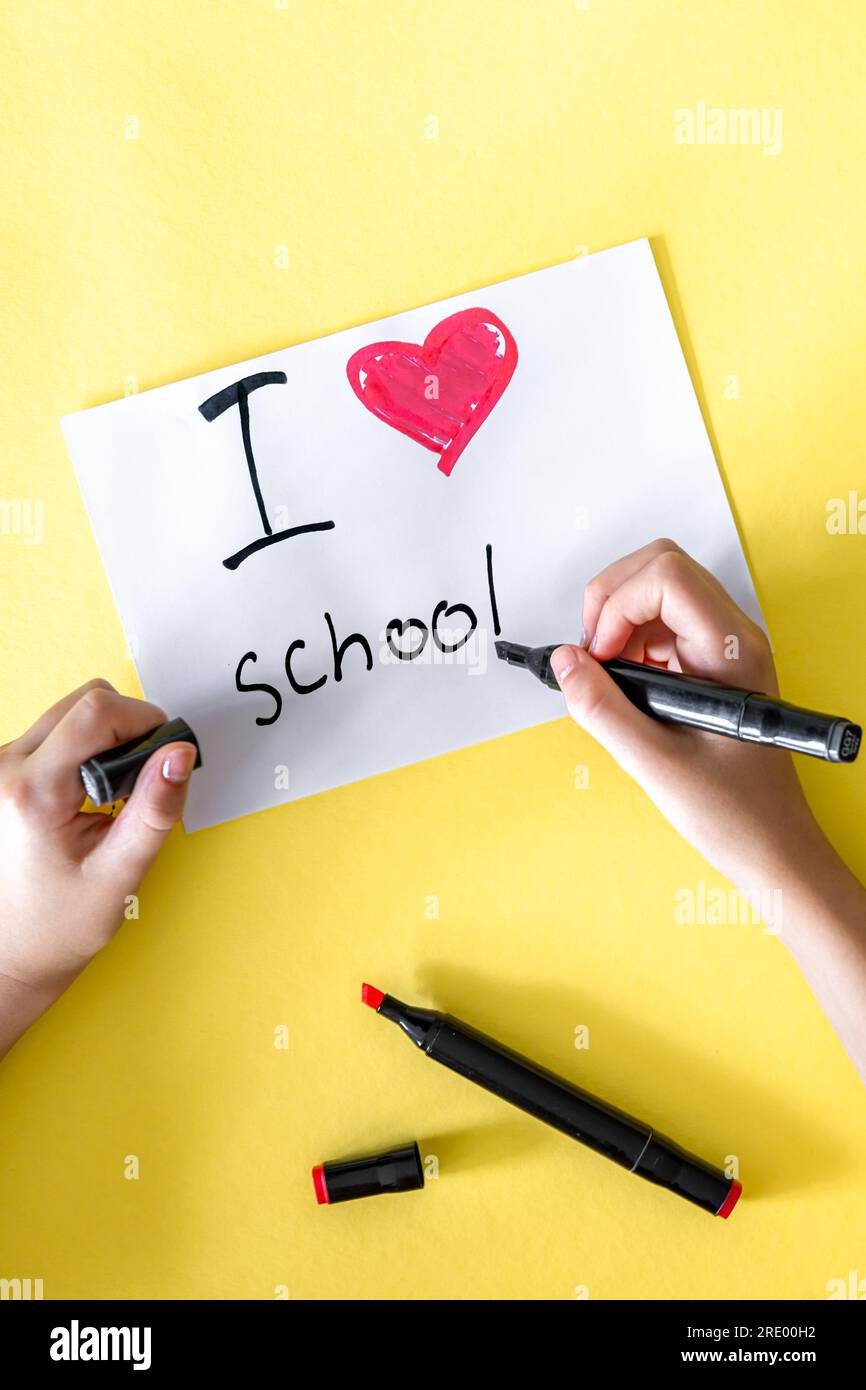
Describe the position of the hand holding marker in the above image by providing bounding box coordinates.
[0,683,200,1062]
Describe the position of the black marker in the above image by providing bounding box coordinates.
[363,985,741,1218]
[496,640,861,763]
[80,718,202,805]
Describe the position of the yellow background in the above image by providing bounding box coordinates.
[2,0,865,1300]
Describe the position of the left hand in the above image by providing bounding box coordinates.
[0,679,196,1052]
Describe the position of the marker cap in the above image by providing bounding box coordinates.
[312,1141,424,1205]
[80,717,201,805]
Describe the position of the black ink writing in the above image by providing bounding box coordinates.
[324,611,373,682]
[386,618,429,661]
[285,640,327,696]
[235,650,282,726]
[431,600,477,653]
[486,541,501,637]
[198,372,336,570]
[234,543,501,725]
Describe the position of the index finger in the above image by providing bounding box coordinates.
[12,678,117,755]
[581,538,681,644]
[590,547,770,684]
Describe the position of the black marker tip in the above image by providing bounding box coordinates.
[496,640,563,689]
[495,639,530,666]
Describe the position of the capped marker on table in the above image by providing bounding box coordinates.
[495,640,861,763]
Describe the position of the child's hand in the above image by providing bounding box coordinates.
[552,538,866,1083]
[0,680,196,1054]
[549,538,822,889]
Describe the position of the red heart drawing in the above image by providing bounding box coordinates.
[346,307,518,476]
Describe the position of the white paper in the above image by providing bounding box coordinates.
[62,239,763,831]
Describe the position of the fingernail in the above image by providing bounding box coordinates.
[589,634,598,653]
[161,745,197,784]
[549,644,579,686]
[578,627,589,649]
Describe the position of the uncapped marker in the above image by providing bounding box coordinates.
[495,640,860,763]
[363,984,742,1219]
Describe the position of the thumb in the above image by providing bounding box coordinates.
[549,644,669,779]
[94,742,196,885]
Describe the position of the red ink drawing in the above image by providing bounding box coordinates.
[346,308,518,476]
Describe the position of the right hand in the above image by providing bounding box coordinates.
[549,538,823,890]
